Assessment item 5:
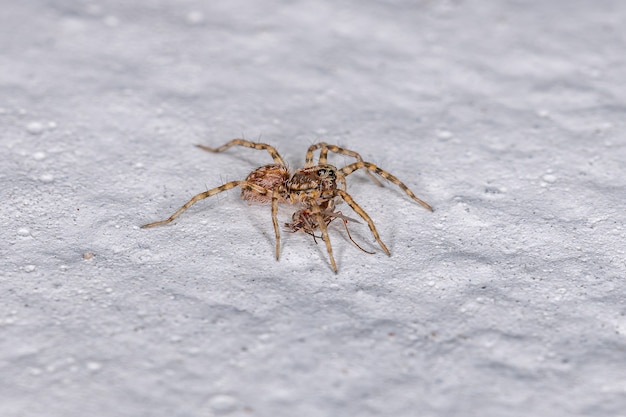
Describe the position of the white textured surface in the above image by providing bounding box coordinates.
[2,1,626,416]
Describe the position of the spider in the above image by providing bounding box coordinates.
[141,139,433,272]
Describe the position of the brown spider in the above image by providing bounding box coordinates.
[141,139,433,272]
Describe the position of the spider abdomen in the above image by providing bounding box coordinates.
[242,164,290,203]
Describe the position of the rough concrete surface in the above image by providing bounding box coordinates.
[1,1,625,416]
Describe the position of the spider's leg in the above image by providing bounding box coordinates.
[141,180,269,228]
[271,187,282,260]
[310,203,338,273]
[337,189,390,255]
[304,142,383,186]
[304,142,324,167]
[196,139,287,166]
[340,162,433,211]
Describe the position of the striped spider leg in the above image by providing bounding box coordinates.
[325,160,433,256]
[339,161,433,212]
[141,140,290,257]
[140,180,272,228]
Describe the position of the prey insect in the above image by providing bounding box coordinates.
[285,199,375,255]
[141,139,433,272]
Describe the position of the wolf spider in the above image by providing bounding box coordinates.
[141,139,433,272]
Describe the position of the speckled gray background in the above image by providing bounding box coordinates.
[2,1,626,416]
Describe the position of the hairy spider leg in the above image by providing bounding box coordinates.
[340,161,433,212]
[310,203,338,272]
[141,181,270,228]
[304,142,383,186]
[196,138,287,166]
[336,188,390,255]
[271,187,282,262]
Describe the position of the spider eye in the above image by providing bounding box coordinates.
[317,168,336,178]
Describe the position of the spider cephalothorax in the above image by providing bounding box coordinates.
[282,164,339,204]
[142,139,432,272]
